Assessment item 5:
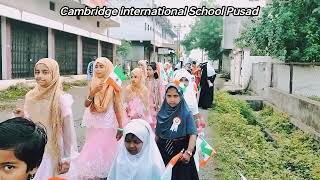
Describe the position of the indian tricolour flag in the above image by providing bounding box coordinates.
[197,137,217,168]
[105,66,127,92]
[172,79,187,93]
[160,150,184,180]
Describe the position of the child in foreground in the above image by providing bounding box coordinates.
[0,117,47,180]
[156,83,199,180]
[108,119,165,180]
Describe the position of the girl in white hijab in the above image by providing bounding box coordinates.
[173,69,200,118]
[108,119,165,180]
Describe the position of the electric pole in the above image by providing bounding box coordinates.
[174,24,181,61]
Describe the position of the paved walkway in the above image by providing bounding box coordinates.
[0,84,219,179]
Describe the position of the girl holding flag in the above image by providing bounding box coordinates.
[108,119,165,180]
[156,83,199,180]
[66,57,123,179]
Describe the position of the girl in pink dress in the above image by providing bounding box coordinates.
[123,68,152,126]
[146,62,164,130]
[66,57,123,180]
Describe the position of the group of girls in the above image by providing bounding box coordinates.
[12,57,200,180]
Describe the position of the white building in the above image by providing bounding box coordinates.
[218,0,268,73]
[109,0,176,65]
[218,0,270,89]
[0,0,121,79]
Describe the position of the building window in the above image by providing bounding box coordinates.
[76,15,80,20]
[50,1,55,11]
[148,25,150,31]
[97,21,100,27]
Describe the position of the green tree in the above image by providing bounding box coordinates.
[182,16,222,60]
[182,0,223,60]
[236,0,320,62]
[116,40,132,59]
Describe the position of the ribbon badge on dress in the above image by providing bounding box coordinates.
[170,117,181,132]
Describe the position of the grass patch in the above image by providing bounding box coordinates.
[309,96,320,102]
[0,80,88,101]
[209,92,320,179]
[0,83,32,101]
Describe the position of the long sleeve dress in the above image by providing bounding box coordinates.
[25,94,78,180]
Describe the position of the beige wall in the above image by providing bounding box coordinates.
[264,88,320,139]
[0,0,120,44]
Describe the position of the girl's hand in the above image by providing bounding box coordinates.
[58,161,70,174]
[180,152,191,164]
[13,108,24,118]
[90,83,104,96]
[116,129,123,141]
[131,113,143,120]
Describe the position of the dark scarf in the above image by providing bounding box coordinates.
[156,83,197,139]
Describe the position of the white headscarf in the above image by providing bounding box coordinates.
[173,69,199,115]
[108,119,165,180]
[158,63,168,86]
[174,60,184,70]
[206,62,216,77]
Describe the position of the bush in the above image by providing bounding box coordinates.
[0,83,32,100]
[209,92,320,179]
[309,96,320,102]
[0,80,88,100]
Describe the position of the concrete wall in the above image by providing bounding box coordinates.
[272,63,290,92]
[240,55,273,87]
[252,62,320,97]
[251,62,272,96]
[292,65,320,97]
[222,53,231,73]
[249,60,320,138]
[264,88,320,138]
[230,48,274,88]
[230,52,241,85]
[222,16,249,49]
[271,64,320,97]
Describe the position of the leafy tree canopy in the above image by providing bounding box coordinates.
[236,0,320,62]
[117,40,132,59]
[182,0,223,60]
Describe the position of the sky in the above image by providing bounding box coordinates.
[159,0,266,37]
[158,0,201,38]
[158,0,266,60]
